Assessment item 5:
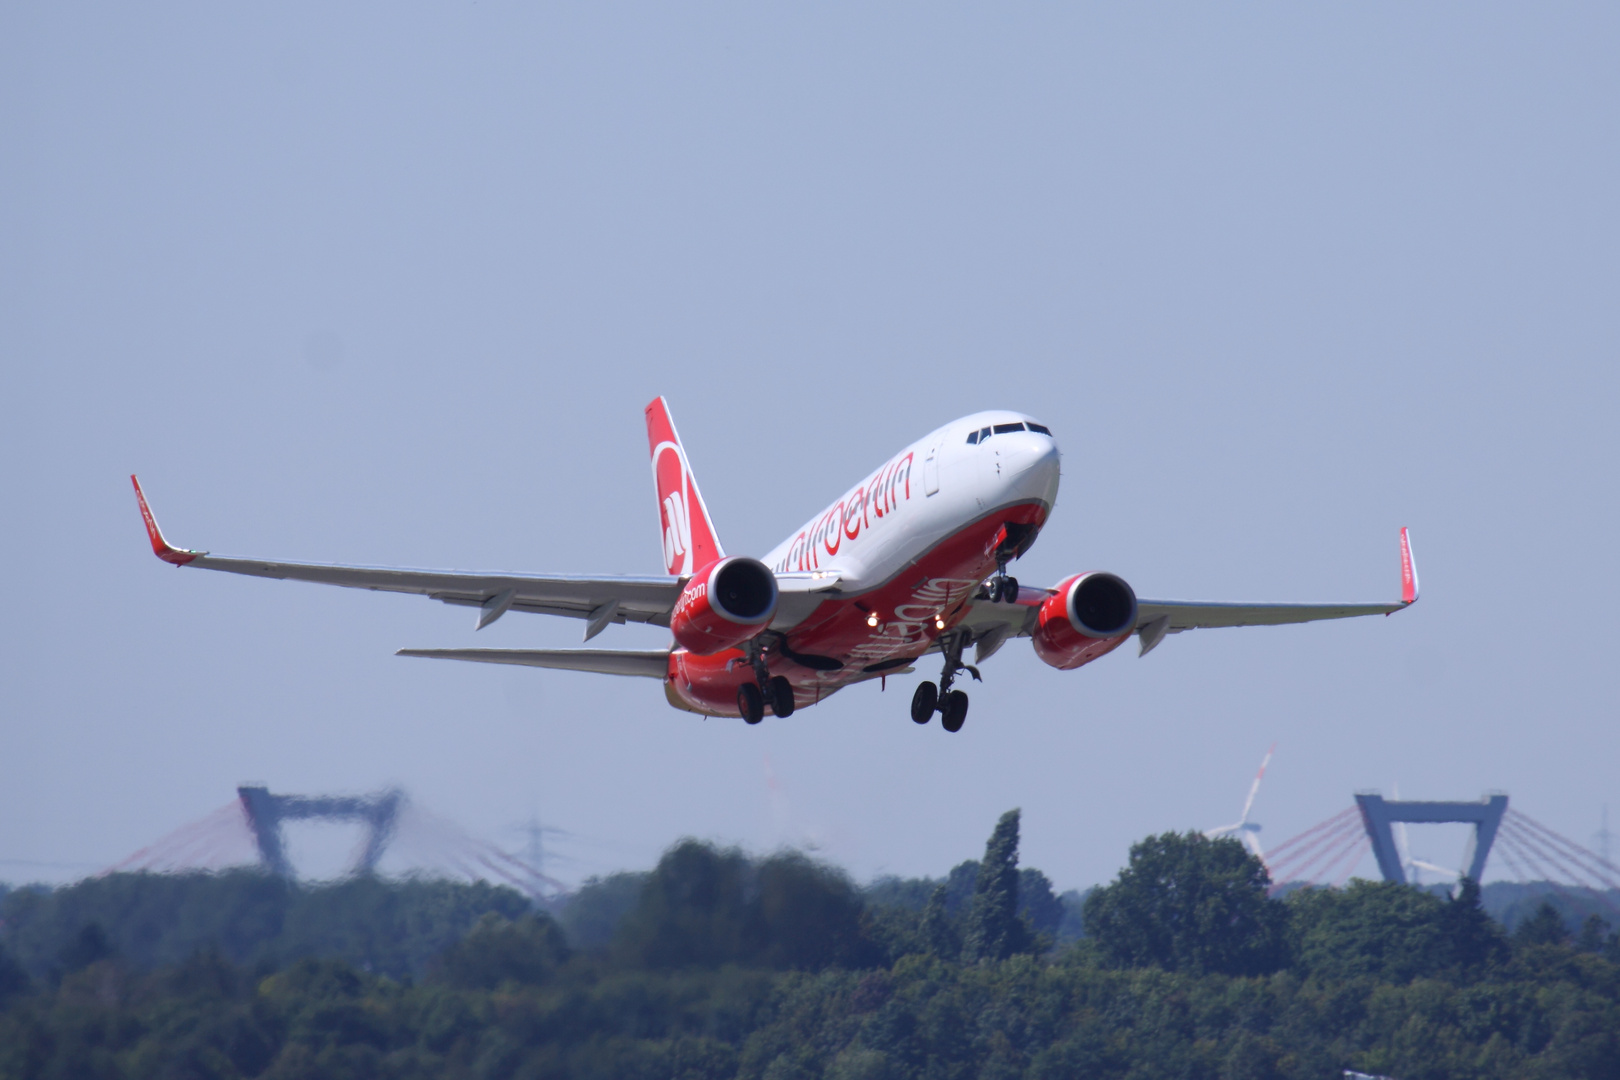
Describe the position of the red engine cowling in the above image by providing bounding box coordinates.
[670,556,779,655]
[1031,572,1138,670]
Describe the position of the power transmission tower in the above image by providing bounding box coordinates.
[522,813,546,878]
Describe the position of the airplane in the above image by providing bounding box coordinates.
[132,397,1419,732]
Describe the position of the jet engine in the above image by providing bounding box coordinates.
[670,556,779,655]
[1030,571,1138,670]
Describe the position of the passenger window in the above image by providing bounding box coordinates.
[1026,423,1052,436]
[966,431,979,444]
[993,422,1025,434]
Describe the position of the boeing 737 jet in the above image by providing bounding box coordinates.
[133,397,1418,731]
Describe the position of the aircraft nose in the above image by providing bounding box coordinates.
[1000,436,1061,502]
[1005,437,1059,477]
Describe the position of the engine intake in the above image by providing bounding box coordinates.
[670,556,778,655]
[1031,571,1138,670]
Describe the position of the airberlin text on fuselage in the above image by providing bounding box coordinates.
[672,579,706,621]
[773,453,914,573]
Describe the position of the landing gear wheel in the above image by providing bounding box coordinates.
[738,683,765,725]
[940,690,969,732]
[767,676,796,718]
[1001,577,1018,603]
[910,681,938,724]
[986,577,1004,603]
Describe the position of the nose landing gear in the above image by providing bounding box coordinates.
[985,574,1020,603]
[982,521,1036,604]
[983,550,1021,604]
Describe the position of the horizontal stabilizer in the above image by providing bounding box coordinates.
[396,648,670,679]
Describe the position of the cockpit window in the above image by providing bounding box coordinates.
[966,430,979,444]
[993,422,1025,434]
[1026,422,1052,436]
[979,426,992,441]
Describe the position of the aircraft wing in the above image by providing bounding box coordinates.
[132,476,681,636]
[1132,527,1419,651]
[395,648,671,677]
[958,527,1419,660]
[1133,598,1405,630]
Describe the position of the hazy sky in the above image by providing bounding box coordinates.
[3,3,1617,892]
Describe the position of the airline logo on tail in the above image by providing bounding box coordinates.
[645,397,724,577]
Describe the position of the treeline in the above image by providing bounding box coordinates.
[0,841,1082,985]
[0,872,532,981]
[2,814,1619,1078]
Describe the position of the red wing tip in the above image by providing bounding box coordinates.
[130,475,201,566]
[1398,527,1419,606]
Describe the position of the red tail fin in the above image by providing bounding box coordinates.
[645,397,724,577]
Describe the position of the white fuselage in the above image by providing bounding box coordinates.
[764,410,1062,604]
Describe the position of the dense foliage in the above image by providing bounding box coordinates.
[3,821,1620,1079]
[1083,831,1289,977]
[0,872,531,981]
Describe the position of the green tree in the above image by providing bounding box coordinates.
[1084,831,1287,976]
[1578,913,1614,954]
[558,870,647,949]
[1018,868,1064,940]
[963,809,1031,962]
[0,944,29,1006]
[55,921,114,975]
[920,883,960,959]
[1439,877,1509,971]
[614,839,755,968]
[752,851,877,970]
[429,912,570,989]
[613,840,877,970]
[1291,880,1470,982]
[1513,900,1570,947]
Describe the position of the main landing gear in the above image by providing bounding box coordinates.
[737,639,796,725]
[910,630,977,733]
[737,675,795,724]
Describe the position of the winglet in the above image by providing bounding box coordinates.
[131,475,204,566]
[1399,527,1419,606]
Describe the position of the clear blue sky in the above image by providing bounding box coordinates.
[2,3,1616,891]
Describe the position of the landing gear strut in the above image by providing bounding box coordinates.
[936,629,980,697]
[911,630,977,732]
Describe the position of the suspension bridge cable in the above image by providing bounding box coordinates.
[1498,820,1620,922]
[1271,815,1368,884]
[1267,811,1364,875]
[1508,812,1620,891]
[1495,827,1620,922]
[1266,807,1361,863]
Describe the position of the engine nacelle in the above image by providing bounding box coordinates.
[670,556,779,655]
[1031,571,1138,671]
